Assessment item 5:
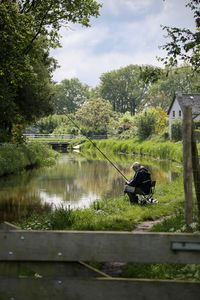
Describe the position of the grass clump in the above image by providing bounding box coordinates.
[80,138,184,163]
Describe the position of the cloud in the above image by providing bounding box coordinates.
[101,0,159,16]
[51,0,195,87]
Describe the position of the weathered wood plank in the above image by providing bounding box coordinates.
[0,262,20,276]
[0,231,200,264]
[192,125,200,222]
[0,277,199,300]
[0,261,109,278]
[183,105,193,226]
[0,221,19,231]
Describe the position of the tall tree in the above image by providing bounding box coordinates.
[75,98,113,136]
[52,78,90,114]
[160,0,200,70]
[100,65,145,115]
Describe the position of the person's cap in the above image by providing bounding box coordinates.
[131,162,140,169]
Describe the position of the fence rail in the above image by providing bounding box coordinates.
[24,134,108,140]
[24,133,76,139]
[0,222,200,300]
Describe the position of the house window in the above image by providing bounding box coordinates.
[179,110,182,117]
[172,110,175,118]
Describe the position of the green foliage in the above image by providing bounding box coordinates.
[11,124,26,144]
[144,65,200,111]
[76,98,113,136]
[160,0,200,71]
[100,65,145,115]
[0,0,101,141]
[171,120,183,142]
[80,138,184,162]
[134,109,157,140]
[37,115,66,134]
[52,78,90,114]
[122,262,200,281]
[138,65,164,88]
[0,143,58,176]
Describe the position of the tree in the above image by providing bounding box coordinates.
[99,65,145,115]
[138,65,164,89]
[75,98,113,136]
[144,65,200,111]
[134,108,157,140]
[0,0,101,141]
[52,78,90,114]
[160,0,200,70]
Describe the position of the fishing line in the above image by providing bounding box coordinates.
[66,114,128,181]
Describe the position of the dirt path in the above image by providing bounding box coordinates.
[101,215,172,277]
[132,215,172,232]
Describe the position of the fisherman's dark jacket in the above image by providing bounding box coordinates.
[127,166,151,194]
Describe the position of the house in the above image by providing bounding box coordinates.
[168,92,200,137]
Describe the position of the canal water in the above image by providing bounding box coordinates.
[0,151,181,222]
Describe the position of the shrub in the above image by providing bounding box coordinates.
[135,109,157,140]
[0,142,58,176]
[171,120,182,142]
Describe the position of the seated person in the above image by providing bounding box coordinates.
[124,162,152,204]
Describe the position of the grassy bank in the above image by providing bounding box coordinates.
[0,142,58,176]
[18,175,185,231]
[78,138,184,162]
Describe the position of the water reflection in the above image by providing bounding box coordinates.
[0,152,181,222]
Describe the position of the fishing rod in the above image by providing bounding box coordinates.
[66,114,128,181]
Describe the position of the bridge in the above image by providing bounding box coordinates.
[24,134,108,150]
[24,134,75,150]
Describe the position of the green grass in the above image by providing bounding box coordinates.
[80,138,184,163]
[121,262,200,281]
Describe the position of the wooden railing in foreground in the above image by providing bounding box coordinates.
[0,222,200,300]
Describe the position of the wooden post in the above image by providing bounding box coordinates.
[192,125,200,223]
[183,106,193,227]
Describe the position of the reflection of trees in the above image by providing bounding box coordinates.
[0,191,51,222]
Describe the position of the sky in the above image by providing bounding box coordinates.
[51,0,195,87]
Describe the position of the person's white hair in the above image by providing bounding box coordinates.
[131,162,140,169]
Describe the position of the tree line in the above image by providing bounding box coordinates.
[0,0,199,143]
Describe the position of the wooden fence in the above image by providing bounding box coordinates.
[183,106,200,226]
[0,222,200,299]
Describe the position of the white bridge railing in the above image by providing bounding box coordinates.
[24,134,108,140]
[24,134,76,140]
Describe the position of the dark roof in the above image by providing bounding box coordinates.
[168,92,200,119]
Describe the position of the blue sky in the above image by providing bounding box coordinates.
[51,0,195,87]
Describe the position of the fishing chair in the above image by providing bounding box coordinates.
[139,180,158,205]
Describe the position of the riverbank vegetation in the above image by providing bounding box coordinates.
[17,175,186,231]
[0,143,58,176]
[78,138,184,163]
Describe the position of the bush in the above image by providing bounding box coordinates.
[171,120,182,142]
[135,109,156,140]
[0,142,58,176]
